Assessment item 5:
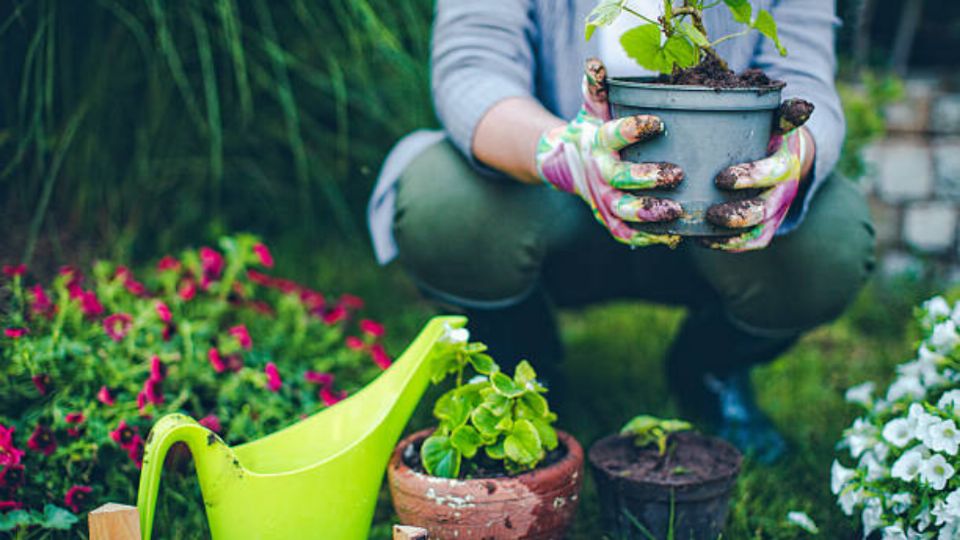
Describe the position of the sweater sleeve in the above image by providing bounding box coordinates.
[752,0,845,234]
[431,0,538,164]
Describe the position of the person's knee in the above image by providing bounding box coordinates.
[392,140,544,304]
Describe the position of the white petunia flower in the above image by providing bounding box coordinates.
[926,296,951,320]
[862,498,884,536]
[930,321,960,354]
[838,486,863,516]
[881,523,907,540]
[860,451,889,481]
[884,418,915,447]
[888,375,927,402]
[831,460,855,495]
[924,420,960,456]
[892,448,925,482]
[889,493,913,515]
[920,454,956,490]
[440,323,470,344]
[932,489,960,527]
[846,381,876,408]
[939,389,960,411]
[938,519,960,540]
[786,511,819,534]
[846,418,880,459]
[910,403,940,435]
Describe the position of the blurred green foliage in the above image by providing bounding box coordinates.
[837,72,904,181]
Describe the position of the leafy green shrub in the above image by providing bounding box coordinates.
[420,335,559,478]
[837,72,904,181]
[0,235,393,535]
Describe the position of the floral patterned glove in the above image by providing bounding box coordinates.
[536,59,685,248]
[704,99,816,252]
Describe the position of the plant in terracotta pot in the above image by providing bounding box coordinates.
[589,415,742,540]
[387,327,583,539]
[585,0,812,238]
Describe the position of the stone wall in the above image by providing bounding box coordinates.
[860,75,960,278]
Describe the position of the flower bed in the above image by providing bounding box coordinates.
[0,235,392,534]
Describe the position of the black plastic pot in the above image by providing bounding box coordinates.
[589,432,742,540]
[608,78,783,237]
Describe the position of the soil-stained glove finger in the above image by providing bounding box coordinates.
[582,58,611,121]
[774,98,815,135]
[714,133,803,190]
[602,158,684,190]
[703,181,798,251]
[610,193,683,223]
[705,198,767,229]
[597,115,665,151]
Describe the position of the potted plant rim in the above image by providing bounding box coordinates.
[586,0,806,236]
[589,415,742,540]
[388,328,583,539]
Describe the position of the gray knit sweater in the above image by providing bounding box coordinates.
[369,0,844,264]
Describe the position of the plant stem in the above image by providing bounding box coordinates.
[710,29,751,48]
[673,2,730,71]
[623,5,658,26]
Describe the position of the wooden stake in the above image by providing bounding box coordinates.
[88,503,141,540]
[393,524,429,539]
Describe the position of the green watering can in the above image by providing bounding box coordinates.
[136,315,464,539]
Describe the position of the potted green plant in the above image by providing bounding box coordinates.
[586,0,795,236]
[589,415,742,539]
[387,331,583,539]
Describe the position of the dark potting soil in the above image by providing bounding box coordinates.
[403,435,568,480]
[660,56,784,90]
[591,432,740,487]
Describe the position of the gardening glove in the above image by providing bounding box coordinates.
[703,99,816,252]
[536,58,685,248]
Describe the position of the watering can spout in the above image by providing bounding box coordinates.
[137,316,466,540]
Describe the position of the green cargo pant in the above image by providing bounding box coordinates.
[393,139,875,339]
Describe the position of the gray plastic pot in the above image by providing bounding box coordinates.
[608,78,784,237]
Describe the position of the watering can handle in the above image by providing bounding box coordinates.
[136,413,231,540]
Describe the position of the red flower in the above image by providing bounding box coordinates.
[370,344,392,370]
[155,301,172,323]
[0,425,25,467]
[359,319,385,338]
[208,348,226,373]
[320,386,347,407]
[115,266,146,296]
[65,412,85,424]
[265,362,282,392]
[340,294,364,310]
[27,425,56,456]
[0,464,24,489]
[0,501,23,512]
[198,415,222,433]
[127,435,144,468]
[110,421,139,450]
[149,356,166,382]
[247,270,272,286]
[253,243,274,268]
[300,290,325,312]
[29,285,52,317]
[322,306,347,325]
[304,371,333,387]
[178,279,197,301]
[143,378,163,405]
[3,328,27,339]
[2,265,26,278]
[345,336,365,351]
[31,374,50,396]
[78,290,104,317]
[157,256,181,272]
[64,485,93,513]
[229,325,252,350]
[103,313,133,342]
[200,247,225,287]
[136,392,148,413]
[97,386,116,406]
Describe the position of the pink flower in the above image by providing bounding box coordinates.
[359,319,385,338]
[0,425,25,467]
[247,270,272,286]
[127,435,144,468]
[78,290,104,317]
[2,264,26,278]
[29,285,52,316]
[115,266,146,296]
[345,336,365,351]
[110,420,139,450]
[208,348,226,373]
[320,386,347,407]
[265,362,282,392]
[65,412,85,424]
[27,425,56,456]
[136,391,148,413]
[149,356,166,382]
[31,374,50,396]
[97,386,115,406]
[143,378,164,405]
[178,279,197,301]
[3,328,27,339]
[253,243,274,268]
[157,256,181,272]
[300,290,325,312]
[0,464,24,489]
[370,344,392,370]
[155,301,172,323]
[229,325,252,350]
[304,371,333,387]
[226,355,244,372]
[322,306,347,325]
[64,485,93,513]
[200,246,225,285]
[0,501,23,512]
[103,313,133,341]
[198,415,222,433]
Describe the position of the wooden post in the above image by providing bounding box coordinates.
[393,524,429,539]
[88,503,141,540]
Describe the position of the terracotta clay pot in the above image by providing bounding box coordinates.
[388,428,583,539]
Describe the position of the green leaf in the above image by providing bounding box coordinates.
[585,0,625,41]
[433,392,468,428]
[531,418,559,451]
[621,415,662,436]
[40,505,79,530]
[485,439,506,460]
[513,360,537,387]
[723,0,752,24]
[471,405,502,438]
[678,22,709,48]
[429,351,459,384]
[495,416,514,432]
[0,510,35,532]
[662,34,699,70]
[620,24,670,73]
[421,434,461,478]
[481,391,510,416]
[519,391,549,418]
[491,372,523,398]
[468,353,497,375]
[451,425,483,459]
[504,419,543,467]
[753,9,786,56]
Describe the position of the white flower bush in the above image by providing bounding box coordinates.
[834,296,960,539]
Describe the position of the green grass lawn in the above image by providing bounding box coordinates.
[270,240,927,540]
